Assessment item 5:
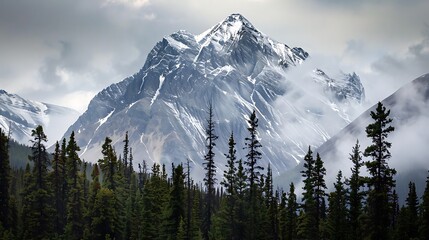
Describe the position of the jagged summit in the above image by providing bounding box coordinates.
[63,14,364,178]
[196,13,256,43]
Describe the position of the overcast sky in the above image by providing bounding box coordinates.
[1,0,428,112]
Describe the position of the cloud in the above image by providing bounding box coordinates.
[104,0,151,8]
[143,13,156,21]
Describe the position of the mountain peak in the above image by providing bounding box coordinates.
[224,13,254,28]
[196,13,257,43]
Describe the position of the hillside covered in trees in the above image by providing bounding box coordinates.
[1,102,429,240]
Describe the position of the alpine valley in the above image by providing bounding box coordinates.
[62,14,366,177]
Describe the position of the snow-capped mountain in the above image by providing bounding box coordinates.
[64,14,365,177]
[276,74,429,198]
[0,89,80,146]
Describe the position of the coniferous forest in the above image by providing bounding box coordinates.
[1,101,429,240]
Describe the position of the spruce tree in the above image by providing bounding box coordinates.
[25,125,53,239]
[123,131,130,183]
[278,191,287,240]
[326,171,348,240]
[21,163,33,239]
[0,128,10,230]
[141,163,168,239]
[234,159,247,240]
[419,171,429,240]
[405,182,419,239]
[50,141,67,235]
[99,137,118,191]
[299,146,318,240]
[202,103,218,240]
[219,132,238,239]
[244,110,264,197]
[363,102,396,240]
[264,164,278,240]
[346,140,364,240]
[85,164,101,239]
[65,131,84,240]
[314,152,327,227]
[285,183,298,240]
[90,187,116,239]
[243,110,264,239]
[165,164,185,240]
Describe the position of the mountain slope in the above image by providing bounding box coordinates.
[275,73,429,199]
[64,14,365,177]
[0,90,80,146]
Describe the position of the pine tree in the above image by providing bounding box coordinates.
[314,152,327,228]
[299,146,318,240]
[394,206,409,240]
[50,141,67,235]
[24,125,53,239]
[285,183,298,240]
[99,137,118,191]
[346,140,364,240]
[264,164,278,240]
[243,110,264,239]
[326,171,348,240]
[234,159,247,240]
[141,163,168,239]
[363,102,396,240]
[202,103,218,240]
[0,128,10,230]
[90,187,116,239]
[123,131,130,184]
[21,163,32,239]
[85,164,101,239]
[244,110,264,198]
[165,164,186,240]
[278,191,287,240]
[405,181,419,239]
[65,131,84,240]
[419,171,429,240]
[219,132,237,239]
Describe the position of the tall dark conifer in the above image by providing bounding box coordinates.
[364,102,396,240]
[202,103,218,240]
[99,137,118,191]
[234,159,247,240]
[65,131,84,240]
[123,131,130,183]
[244,110,264,239]
[299,146,318,240]
[26,126,53,239]
[165,164,185,240]
[50,141,67,234]
[326,171,348,240]
[405,182,419,238]
[244,110,263,197]
[314,152,327,227]
[420,171,429,240]
[285,183,298,240]
[347,140,364,240]
[0,128,10,230]
[220,132,237,239]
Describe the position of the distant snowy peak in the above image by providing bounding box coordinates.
[195,13,308,68]
[313,68,365,103]
[0,89,79,146]
[196,13,257,44]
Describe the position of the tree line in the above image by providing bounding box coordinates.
[0,102,429,240]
